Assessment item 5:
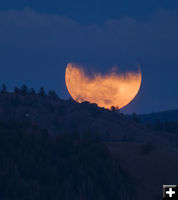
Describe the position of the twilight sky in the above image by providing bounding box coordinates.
[0,0,178,114]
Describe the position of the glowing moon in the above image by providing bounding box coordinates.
[65,63,142,110]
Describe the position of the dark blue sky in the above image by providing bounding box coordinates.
[1,0,178,24]
[0,0,178,113]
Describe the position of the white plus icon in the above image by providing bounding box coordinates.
[166,188,175,197]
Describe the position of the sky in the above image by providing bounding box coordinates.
[0,0,178,114]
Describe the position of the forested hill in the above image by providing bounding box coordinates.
[0,86,178,151]
[138,109,178,124]
[131,110,178,134]
[1,86,178,200]
[0,120,134,200]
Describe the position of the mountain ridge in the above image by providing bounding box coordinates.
[0,91,178,152]
[137,109,178,124]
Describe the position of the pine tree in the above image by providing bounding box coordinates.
[29,88,36,95]
[39,87,45,97]
[1,84,7,93]
[21,84,28,95]
[132,112,140,123]
[14,87,20,95]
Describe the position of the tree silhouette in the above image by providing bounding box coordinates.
[1,84,7,93]
[39,87,45,97]
[132,112,140,123]
[140,142,154,156]
[29,87,36,95]
[21,84,28,95]
[111,106,119,113]
[14,87,20,94]
[155,119,162,131]
[48,90,58,101]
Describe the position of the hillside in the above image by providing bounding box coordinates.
[0,92,178,152]
[138,109,178,124]
[0,121,134,200]
[0,90,178,200]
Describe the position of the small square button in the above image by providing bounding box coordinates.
[163,185,178,199]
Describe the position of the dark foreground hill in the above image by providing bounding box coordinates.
[0,121,134,200]
[0,90,178,200]
[0,92,178,151]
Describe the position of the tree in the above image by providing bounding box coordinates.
[21,84,28,95]
[39,87,45,97]
[29,88,36,95]
[48,90,58,101]
[14,87,20,95]
[132,112,140,123]
[102,130,110,141]
[140,142,154,156]
[155,119,162,131]
[11,95,20,107]
[111,106,119,113]
[111,106,116,112]
[83,130,92,140]
[92,131,100,143]
[1,84,7,93]
[71,128,80,140]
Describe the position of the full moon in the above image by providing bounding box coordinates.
[65,63,142,110]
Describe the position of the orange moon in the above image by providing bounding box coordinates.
[65,63,142,110]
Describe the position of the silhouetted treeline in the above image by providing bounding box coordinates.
[153,119,178,134]
[131,112,178,135]
[0,84,128,141]
[1,84,59,100]
[0,120,134,200]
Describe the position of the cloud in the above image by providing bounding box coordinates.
[0,8,177,61]
[0,8,178,113]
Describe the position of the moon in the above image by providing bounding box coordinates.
[65,63,142,110]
